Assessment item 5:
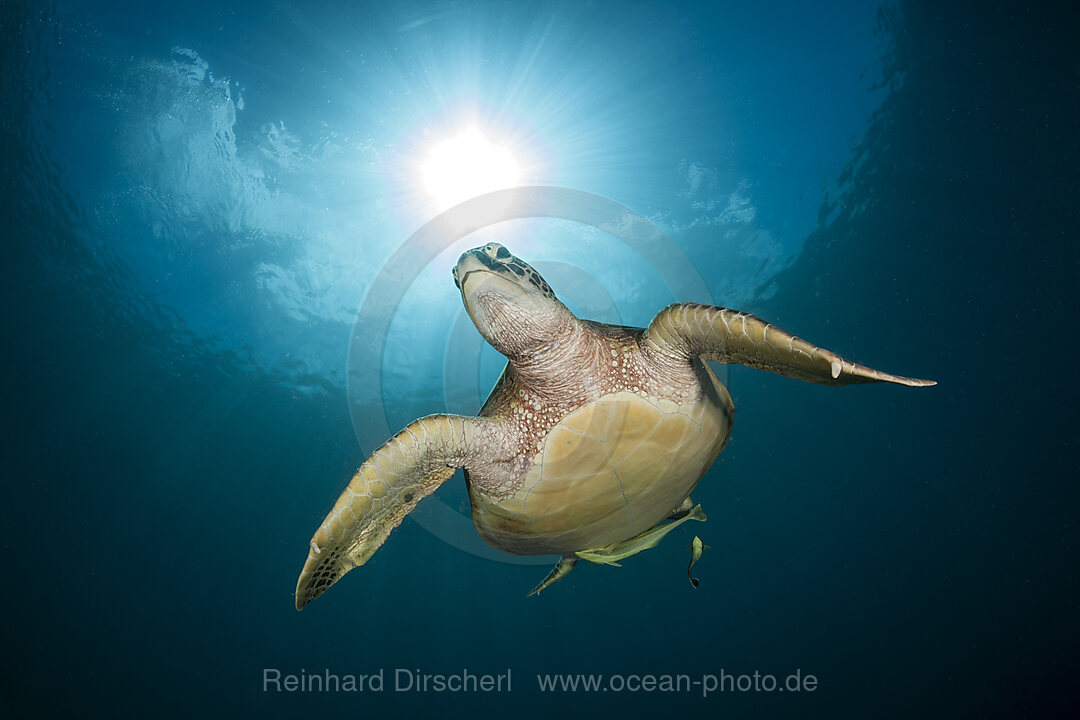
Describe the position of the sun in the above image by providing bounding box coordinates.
[421,127,522,210]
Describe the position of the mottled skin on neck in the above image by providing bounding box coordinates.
[453,241,714,503]
[464,318,708,501]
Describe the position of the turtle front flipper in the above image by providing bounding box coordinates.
[295,414,483,609]
[528,556,578,597]
[644,303,936,387]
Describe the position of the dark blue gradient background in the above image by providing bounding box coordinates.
[2,1,1076,717]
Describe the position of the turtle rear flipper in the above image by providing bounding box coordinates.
[528,556,578,596]
[575,505,706,566]
[667,496,694,520]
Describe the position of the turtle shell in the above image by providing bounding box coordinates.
[471,363,734,555]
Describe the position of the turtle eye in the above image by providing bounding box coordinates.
[482,243,512,264]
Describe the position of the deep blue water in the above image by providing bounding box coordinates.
[2,1,1077,717]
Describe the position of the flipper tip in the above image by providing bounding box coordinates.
[529,556,578,596]
[895,376,937,387]
[527,578,549,597]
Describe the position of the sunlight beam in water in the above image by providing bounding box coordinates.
[421,127,522,209]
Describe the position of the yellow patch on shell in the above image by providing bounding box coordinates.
[473,371,733,556]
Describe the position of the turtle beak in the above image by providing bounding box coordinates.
[452,253,478,292]
[453,249,495,293]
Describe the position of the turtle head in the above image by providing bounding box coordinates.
[453,243,575,358]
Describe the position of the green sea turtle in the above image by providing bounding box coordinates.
[295,242,934,608]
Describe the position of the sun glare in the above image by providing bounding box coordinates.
[421,128,522,210]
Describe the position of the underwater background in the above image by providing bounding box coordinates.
[2,0,1076,717]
